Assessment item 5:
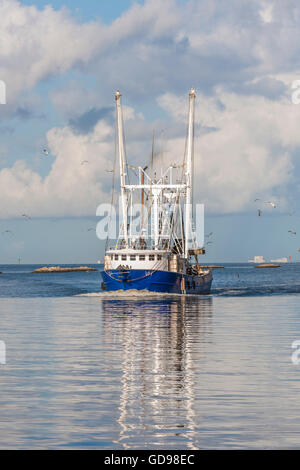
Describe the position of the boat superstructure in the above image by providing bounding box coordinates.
[101,89,212,294]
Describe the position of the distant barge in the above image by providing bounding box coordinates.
[33,266,97,273]
[255,264,280,268]
[201,265,224,269]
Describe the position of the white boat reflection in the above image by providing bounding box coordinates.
[101,296,213,449]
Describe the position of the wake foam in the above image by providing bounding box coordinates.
[77,289,183,298]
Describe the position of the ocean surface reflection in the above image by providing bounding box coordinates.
[1,292,300,449]
[102,297,213,449]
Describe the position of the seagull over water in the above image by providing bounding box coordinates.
[265,201,277,208]
[22,214,31,220]
[42,148,49,156]
[288,230,296,235]
[2,229,13,235]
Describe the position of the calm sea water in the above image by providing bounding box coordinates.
[0,263,300,449]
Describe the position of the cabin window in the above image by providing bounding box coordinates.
[130,255,136,261]
[139,255,145,261]
[114,255,119,261]
[157,255,162,260]
[121,255,127,261]
[149,255,155,261]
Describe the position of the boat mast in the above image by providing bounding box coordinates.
[184,88,196,259]
[115,90,128,248]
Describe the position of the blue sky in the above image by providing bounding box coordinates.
[20,0,141,23]
[0,0,300,264]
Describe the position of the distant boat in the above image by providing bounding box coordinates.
[101,89,212,294]
[270,257,288,263]
[255,264,280,268]
[248,255,265,263]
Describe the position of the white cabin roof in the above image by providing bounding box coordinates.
[106,249,171,255]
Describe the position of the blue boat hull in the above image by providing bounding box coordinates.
[101,269,212,295]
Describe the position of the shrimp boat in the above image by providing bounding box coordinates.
[101,89,212,294]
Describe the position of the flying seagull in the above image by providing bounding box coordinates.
[265,201,277,208]
[254,198,261,202]
[42,148,49,156]
[288,230,296,235]
[2,230,13,235]
[22,214,31,220]
[205,232,213,238]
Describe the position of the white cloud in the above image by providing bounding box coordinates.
[1,0,300,105]
[0,0,103,101]
[50,82,101,119]
[158,90,298,213]
[0,0,182,104]
[1,87,298,218]
[0,120,114,218]
[0,0,300,218]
